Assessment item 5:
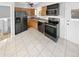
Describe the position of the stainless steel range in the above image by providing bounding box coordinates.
[45,18,60,42]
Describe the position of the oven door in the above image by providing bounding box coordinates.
[45,24,57,38]
[45,24,59,42]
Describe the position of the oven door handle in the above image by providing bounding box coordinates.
[45,24,57,28]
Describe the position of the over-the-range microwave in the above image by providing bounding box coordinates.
[46,3,59,16]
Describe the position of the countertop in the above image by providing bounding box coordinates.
[28,17,48,23]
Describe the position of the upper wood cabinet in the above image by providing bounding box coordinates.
[25,8,31,16]
[15,7,35,16]
[41,6,47,16]
[25,8,35,16]
[15,8,21,12]
[15,8,25,12]
[30,9,35,16]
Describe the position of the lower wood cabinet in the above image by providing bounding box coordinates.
[28,19,38,29]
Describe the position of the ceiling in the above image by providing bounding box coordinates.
[15,2,57,8]
[15,2,39,5]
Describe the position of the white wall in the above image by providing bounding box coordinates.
[0,2,12,6]
[0,6,10,18]
[55,2,79,45]
[64,2,79,45]
[68,20,79,45]
[59,3,66,39]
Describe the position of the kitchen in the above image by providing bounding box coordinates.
[0,2,79,57]
[15,2,60,42]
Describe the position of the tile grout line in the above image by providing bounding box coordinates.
[50,43,57,57]
[64,39,68,57]
[14,31,29,57]
[22,37,32,57]
[3,40,8,57]
[29,31,57,57]
[2,28,79,57]
[50,40,60,57]
[33,35,50,56]
[37,40,56,57]
[22,32,48,57]
[14,38,18,57]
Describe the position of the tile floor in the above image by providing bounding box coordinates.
[0,32,11,41]
[0,28,79,57]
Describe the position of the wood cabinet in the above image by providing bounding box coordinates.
[30,9,35,16]
[15,7,35,16]
[15,8,21,12]
[15,8,25,12]
[28,19,38,29]
[41,6,47,16]
[25,8,35,16]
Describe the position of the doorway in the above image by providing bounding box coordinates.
[0,4,11,41]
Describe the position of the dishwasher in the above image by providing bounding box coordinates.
[38,21,45,34]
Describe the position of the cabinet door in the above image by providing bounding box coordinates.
[25,8,31,16]
[41,6,47,16]
[25,8,35,16]
[30,9,35,16]
[15,8,22,12]
[21,8,26,12]
[15,8,35,16]
[28,19,38,29]
[15,8,26,12]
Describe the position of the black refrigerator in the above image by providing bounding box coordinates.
[15,11,28,35]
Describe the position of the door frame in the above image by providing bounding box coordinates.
[0,2,15,38]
